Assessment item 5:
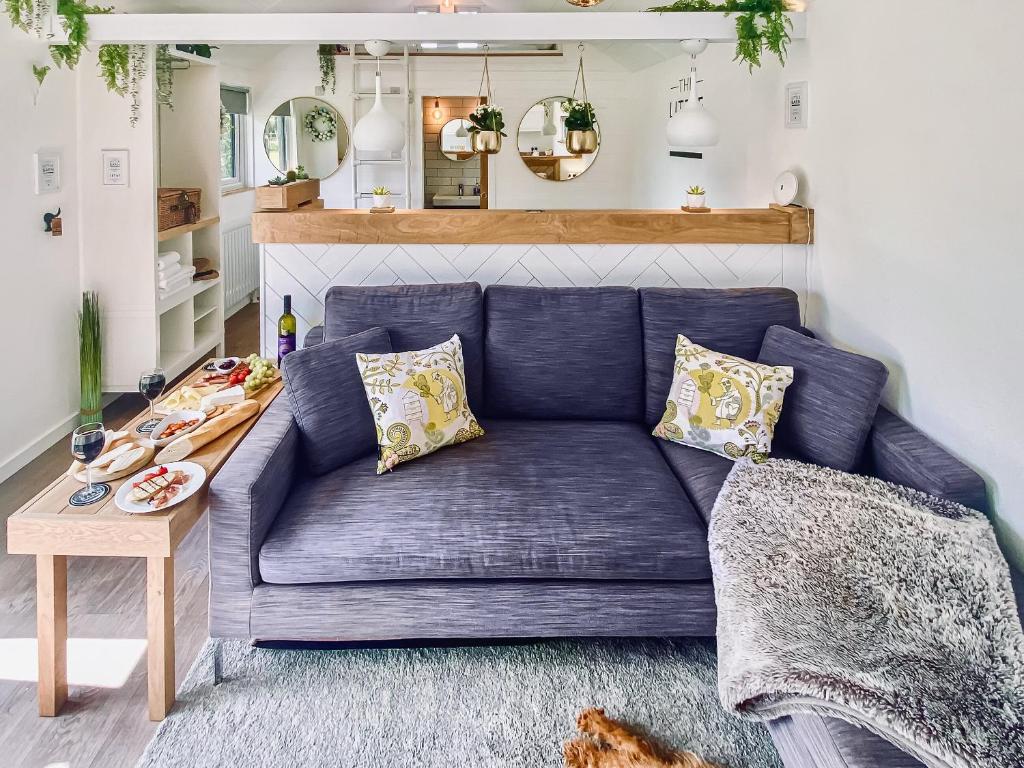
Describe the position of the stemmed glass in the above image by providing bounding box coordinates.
[70,422,108,505]
[138,368,167,433]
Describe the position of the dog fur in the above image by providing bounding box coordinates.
[563,708,720,768]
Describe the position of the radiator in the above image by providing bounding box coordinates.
[222,224,259,313]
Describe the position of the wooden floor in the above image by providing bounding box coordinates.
[0,303,260,768]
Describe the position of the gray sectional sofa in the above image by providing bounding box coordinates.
[209,283,990,768]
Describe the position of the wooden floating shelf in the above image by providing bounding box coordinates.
[253,207,815,246]
[157,215,220,242]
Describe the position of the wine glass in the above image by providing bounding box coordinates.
[138,368,167,434]
[71,422,107,505]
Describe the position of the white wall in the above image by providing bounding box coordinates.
[746,0,1024,567]
[0,26,83,483]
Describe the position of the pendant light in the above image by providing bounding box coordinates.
[666,39,719,148]
[542,102,557,136]
[431,97,443,121]
[352,40,406,154]
[455,120,469,138]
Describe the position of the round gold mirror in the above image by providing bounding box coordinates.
[439,118,475,162]
[263,97,350,179]
[516,96,600,182]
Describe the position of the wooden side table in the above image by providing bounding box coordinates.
[7,365,282,721]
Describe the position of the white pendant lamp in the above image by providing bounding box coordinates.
[542,101,557,136]
[666,39,719,149]
[352,40,406,154]
[455,120,469,138]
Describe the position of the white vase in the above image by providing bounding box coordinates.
[687,193,706,209]
[372,194,390,209]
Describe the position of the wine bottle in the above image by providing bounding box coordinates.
[278,294,297,365]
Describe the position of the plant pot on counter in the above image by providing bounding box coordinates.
[687,193,706,209]
[372,194,391,209]
[566,129,599,155]
[471,130,502,155]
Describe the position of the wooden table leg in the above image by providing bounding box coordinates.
[146,556,175,721]
[37,554,68,717]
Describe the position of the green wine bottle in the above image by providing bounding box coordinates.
[278,294,297,365]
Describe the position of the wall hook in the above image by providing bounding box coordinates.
[43,207,61,233]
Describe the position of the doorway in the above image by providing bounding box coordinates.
[422,97,489,209]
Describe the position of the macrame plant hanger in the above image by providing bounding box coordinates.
[477,44,494,107]
[572,43,590,112]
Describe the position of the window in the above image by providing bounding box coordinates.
[220,85,251,192]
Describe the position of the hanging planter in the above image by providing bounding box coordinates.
[564,44,599,155]
[468,46,505,155]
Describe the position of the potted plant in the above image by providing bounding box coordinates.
[564,99,599,155]
[78,291,102,425]
[686,185,706,209]
[372,186,392,208]
[467,104,506,155]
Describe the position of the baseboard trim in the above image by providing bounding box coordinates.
[0,394,120,486]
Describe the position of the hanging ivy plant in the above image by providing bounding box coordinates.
[50,0,112,70]
[97,42,128,95]
[4,0,37,32]
[646,0,792,72]
[155,43,174,109]
[318,44,336,94]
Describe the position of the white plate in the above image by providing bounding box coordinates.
[203,356,241,373]
[147,410,207,447]
[115,461,207,514]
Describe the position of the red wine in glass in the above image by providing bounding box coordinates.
[138,368,167,434]
[70,422,109,506]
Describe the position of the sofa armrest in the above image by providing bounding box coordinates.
[304,325,324,348]
[208,394,300,638]
[866,406,988,512]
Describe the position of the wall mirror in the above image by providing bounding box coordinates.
[516,96,600,182]
[439,118,475,162]
[263,97,350,179]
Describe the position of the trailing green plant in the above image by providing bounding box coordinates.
[687,185,706,195]
[467,104,506,136]
[78,290,102,425]
[97,42,128,94]
[564,100,597,132]
[155,43,173,109]
[32,63,50,85]
[5,0,34,32]
[318,44,336,94]
[646,0,792,72]
[50,0,112,71]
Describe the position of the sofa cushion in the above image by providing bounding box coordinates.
[281,327,392,476]
[356,334,484,474]
[483,286,643,421]
[323,283,485,409]
[759,325,889,471]
[657,440,800,525]
[639,288,802,425]
[769,713,925,768]
[259,419,710,585]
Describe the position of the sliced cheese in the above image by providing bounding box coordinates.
[109,446,146,473]
[92,442,134,468]
[200,385,245,411]
[158,385,221,414]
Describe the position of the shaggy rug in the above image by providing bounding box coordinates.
[138,639,780,768]
[711,459,1024,768]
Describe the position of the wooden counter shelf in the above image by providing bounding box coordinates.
[252,206,814,245]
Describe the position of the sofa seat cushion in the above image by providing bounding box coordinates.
[259,419,711,585]
[657,439,800,524]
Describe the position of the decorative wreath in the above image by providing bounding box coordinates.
[304,106,337,142]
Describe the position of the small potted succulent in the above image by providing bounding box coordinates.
[467,104,506,154]
[564,99,599,155]
[372,186,391,209]
[295,165,309,180]
[686,185,706,209]
[268,176,287,186]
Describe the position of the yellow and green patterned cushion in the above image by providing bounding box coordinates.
[653,334,793,464]
[356,334,484,474]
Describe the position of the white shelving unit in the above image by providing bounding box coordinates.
[350,47,413,209]
[77,46,225,391]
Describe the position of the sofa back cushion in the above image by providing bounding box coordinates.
[639,288,801,425]
[282,327,392,476]
[484,285,643,421]
[324,283,484,409]
[758,324,889,472]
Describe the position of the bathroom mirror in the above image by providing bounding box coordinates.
[516,96,600,182]
[438,118,475,162]
[263,97,350,179]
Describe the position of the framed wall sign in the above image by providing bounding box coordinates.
[102,149,130,186]
[34,152,61,194]
[786,81,808,129]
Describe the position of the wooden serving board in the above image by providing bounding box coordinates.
[72,445,155,483]
[681,206,711,213]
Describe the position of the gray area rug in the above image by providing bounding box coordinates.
[711,459,1024,768]
[139,639,780,768]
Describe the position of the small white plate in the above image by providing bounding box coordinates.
[203,356,241,373]
[148,410,207,447]
[115,461,207,514]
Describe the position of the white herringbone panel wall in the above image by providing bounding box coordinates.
[261,242,809,357]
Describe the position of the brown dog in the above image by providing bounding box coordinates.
[563,708,720,768]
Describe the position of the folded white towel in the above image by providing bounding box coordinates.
[158,263,183,281]
[158,266,195,292]
[157,251,181,270]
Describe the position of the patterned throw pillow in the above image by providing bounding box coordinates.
[356,334,485,474]
[653,334,793,463]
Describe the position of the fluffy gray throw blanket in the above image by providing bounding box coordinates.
[710,459,1024,768]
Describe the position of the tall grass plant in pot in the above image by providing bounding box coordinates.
[79,291,103,424]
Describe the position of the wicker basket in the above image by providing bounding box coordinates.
[157,188,202,231]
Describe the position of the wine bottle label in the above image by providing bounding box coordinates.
[278,333,296,363]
